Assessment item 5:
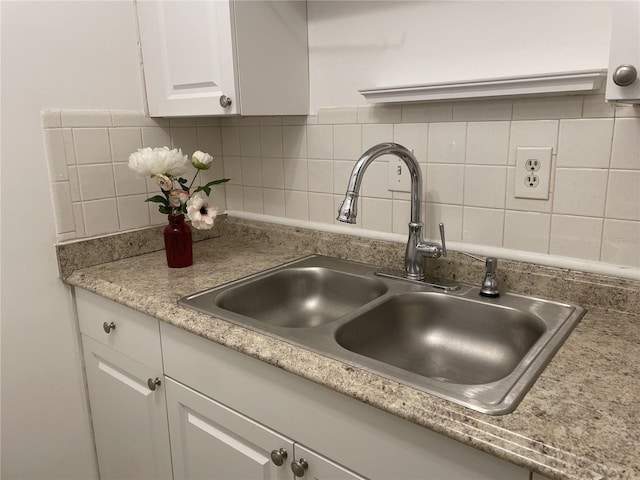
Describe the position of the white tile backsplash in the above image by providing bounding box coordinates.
[466,122,510,165]
[557,119,614,168]
[43,105,640,271]
[282,126,308,159]
[243,186,264,214]
[601,219,640,268]
[550,215,603,261]
[333,125,362,160]
[393,123,428,163]
[553,168,608,217]
[606,170,640,221]
[74,128,112,164]
[44,129,69,181]
[285,190,309,220]
[77,164,116,201]
[307,159,333,194]
[83,198,119,237]
[259,126,284,158]
[427,122,466,164]
[425,164,464,205]
[508,120,559,165]
[284,158,308,191]
[109,128,142,163]
[503,211,551,254]
[463,165,507,208]
[117,194,150,230]
[362,197,393,233]
[263,188,286,217]
[261,157,285,189]
[308,192,336,224]
[306,125,333,159]
[610,118,640,170]
[462,207,504,247]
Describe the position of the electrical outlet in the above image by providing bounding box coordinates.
[514,147,552,199]
[388,157,412,192]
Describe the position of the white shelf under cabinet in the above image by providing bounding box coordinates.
[359,69,608,104]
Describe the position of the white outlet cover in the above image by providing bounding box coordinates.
[388,158,412,192]
[515,147,552,199]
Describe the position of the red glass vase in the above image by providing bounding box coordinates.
[164,214,193,268]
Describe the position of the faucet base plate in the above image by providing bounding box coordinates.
[375,270,461,292]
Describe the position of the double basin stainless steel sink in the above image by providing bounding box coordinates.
[179,255,585,415]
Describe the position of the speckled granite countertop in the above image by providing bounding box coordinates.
[63,218,639,480]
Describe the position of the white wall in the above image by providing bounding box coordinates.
[1,2,143,478]
[307,0,611,111]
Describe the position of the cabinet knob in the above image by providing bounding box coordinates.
[270,448,288,466]
[219,95,232,108]
[613,64,638,87]
[291,458,308,477]
[147,377,161,391]
[102,322,116,334]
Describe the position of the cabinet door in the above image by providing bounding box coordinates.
[165,377,293,480]
[136,0,239,116]
[606,0,640,103]
[292,444,366,480]
[82,335,172,480]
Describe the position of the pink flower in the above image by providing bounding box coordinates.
[154,174,172,191]
[186,192,218,230]
[168,189,190,207]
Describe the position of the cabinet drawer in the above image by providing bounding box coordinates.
[75,288,162,370]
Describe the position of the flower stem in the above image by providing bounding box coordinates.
[188,170,200,191]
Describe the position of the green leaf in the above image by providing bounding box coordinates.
[158,205,171,215]
[178,177,188,184]
[203,178,230,187]
[202,186,211,196]
[145,195,169,206]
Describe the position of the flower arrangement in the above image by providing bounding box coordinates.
[128,147,229,230]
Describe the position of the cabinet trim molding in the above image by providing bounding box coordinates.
[359,69,607,104]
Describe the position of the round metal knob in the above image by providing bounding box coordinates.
[102,322,116,334]
[291,458,308,477]
[219,95,232,108]
[147,377,161,391]
[613,64,638,87]
[270,448,288,466]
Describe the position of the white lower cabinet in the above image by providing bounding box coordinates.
[165,377,364,480]
[82,335,172,480]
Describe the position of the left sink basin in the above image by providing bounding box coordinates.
[179,256,388,329]
[214,267,387,328]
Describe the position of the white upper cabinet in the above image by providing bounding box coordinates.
[606,0,640,103]
[136,0,309,117]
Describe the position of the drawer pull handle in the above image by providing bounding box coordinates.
[102,322,116,334]
[291,458,308,477]
[270,448,288,466]
[147,377,161,391]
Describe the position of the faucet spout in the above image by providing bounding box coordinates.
[337,142,445,281]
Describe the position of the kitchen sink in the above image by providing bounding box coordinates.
[179,255,585,415]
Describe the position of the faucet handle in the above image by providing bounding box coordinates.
[438,223,447,257]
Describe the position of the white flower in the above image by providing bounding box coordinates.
[191,150,213,170]
[128,147,188,177]
[186,192,218,230]
[154,174,173,191]
[169,189,190,207]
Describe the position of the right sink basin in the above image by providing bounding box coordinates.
[179,255,586,415]
[335,292,546,385]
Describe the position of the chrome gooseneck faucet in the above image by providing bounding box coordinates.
[337,143,446,281]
